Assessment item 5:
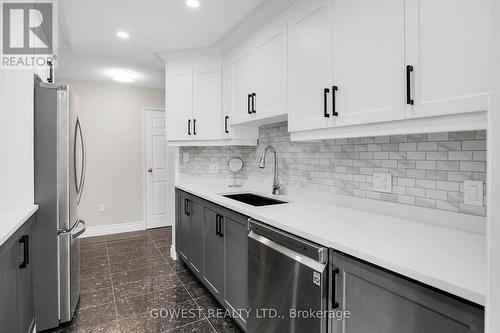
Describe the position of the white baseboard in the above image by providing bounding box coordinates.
[170,245,177,261]
[81,221,145,238]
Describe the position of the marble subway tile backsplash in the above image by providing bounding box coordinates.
[180,122,487,216]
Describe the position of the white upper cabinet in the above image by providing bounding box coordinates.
[254,21,288,120]
[193,66,222,140]
[227,18,288,126]
[230,50,255,124]
[166,58,222,142]
[405,0,491,119]
[166,66,193,141]
[332,0,406,127]
[287,0,334,132]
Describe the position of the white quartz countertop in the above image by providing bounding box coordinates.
[176,181,486,306]
[0,205,39,247]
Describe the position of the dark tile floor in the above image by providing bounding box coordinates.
[47,227,241,333]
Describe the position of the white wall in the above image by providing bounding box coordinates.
[69,80,164,228]
[0,69,34,220]
[486,0,500,330]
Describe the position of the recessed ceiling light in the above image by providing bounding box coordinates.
[116,31,130,39]
[186,0,200,8]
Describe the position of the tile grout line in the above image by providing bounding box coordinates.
[104,238,121,330]
[148,231,219,333]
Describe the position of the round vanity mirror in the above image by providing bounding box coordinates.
[227,157,244,187]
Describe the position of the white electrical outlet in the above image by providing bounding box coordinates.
[98,204,105,213]
[464,180,484,206]
[208,163,219,174]
[373,173,392,193]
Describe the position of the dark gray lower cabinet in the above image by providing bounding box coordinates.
[176,189,249,331]
[176,189,484,333]
[331,252,484,333]
[224,214,248,329]
[0,214,36,333]
[203,206,225,297]
[178,193,190,261]
[189,199,203,274]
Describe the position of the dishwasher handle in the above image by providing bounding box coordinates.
[248,218,328,264]
[249,231,326,272]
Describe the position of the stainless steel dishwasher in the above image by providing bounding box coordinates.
[248,219,329,333]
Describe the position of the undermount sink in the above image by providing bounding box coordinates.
[222,193,288,207]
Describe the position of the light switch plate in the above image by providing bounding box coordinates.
[373,173,392,193]
[98,204,105,213]
[208,163,219,174]
[464,180,484,206]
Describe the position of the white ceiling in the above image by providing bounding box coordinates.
[57,0,264,89]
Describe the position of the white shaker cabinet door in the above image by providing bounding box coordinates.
[193,66,222,140]
[287,0,334,132]
[405,0,491,118]
[230,50,255,125]
[166,68,193,141]
[333,0,406,126]
[254,21,288,120]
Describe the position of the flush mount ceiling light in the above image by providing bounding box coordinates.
[186,0,200,8]
[111,69,135,83]
[116,31,130,39]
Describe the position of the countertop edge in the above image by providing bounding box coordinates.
[175,184,486,306]
[0,205,39,247]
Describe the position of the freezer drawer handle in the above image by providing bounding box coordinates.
[58,219,86,239]
[19,235,29,269]
[72,219,87,239]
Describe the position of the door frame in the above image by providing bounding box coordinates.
[143,107,168,229]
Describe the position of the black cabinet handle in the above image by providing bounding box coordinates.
[324,88,330,118]
[19,235,29,269]
[47,60,53,83]
[252,93,256,113]
[193,119,197,135]
[247,94,252,114]
[219,215,224,237]
[184,199,190,216]
[187,119,191,135]
[406,65,414,105]
[332,267,340,309]
[332,86,339,116]
[215,214,220,236]
[224,116,229,134]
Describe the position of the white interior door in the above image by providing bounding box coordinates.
[145,109,169,229]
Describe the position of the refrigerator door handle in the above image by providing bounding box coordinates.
[74,116,87,204]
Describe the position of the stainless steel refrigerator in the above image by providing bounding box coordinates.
[34,75,87,331]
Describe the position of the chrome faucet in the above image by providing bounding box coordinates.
[259,145,281,195]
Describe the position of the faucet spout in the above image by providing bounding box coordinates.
[259,145,281,195]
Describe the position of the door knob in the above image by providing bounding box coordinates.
[148,168,153,173]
